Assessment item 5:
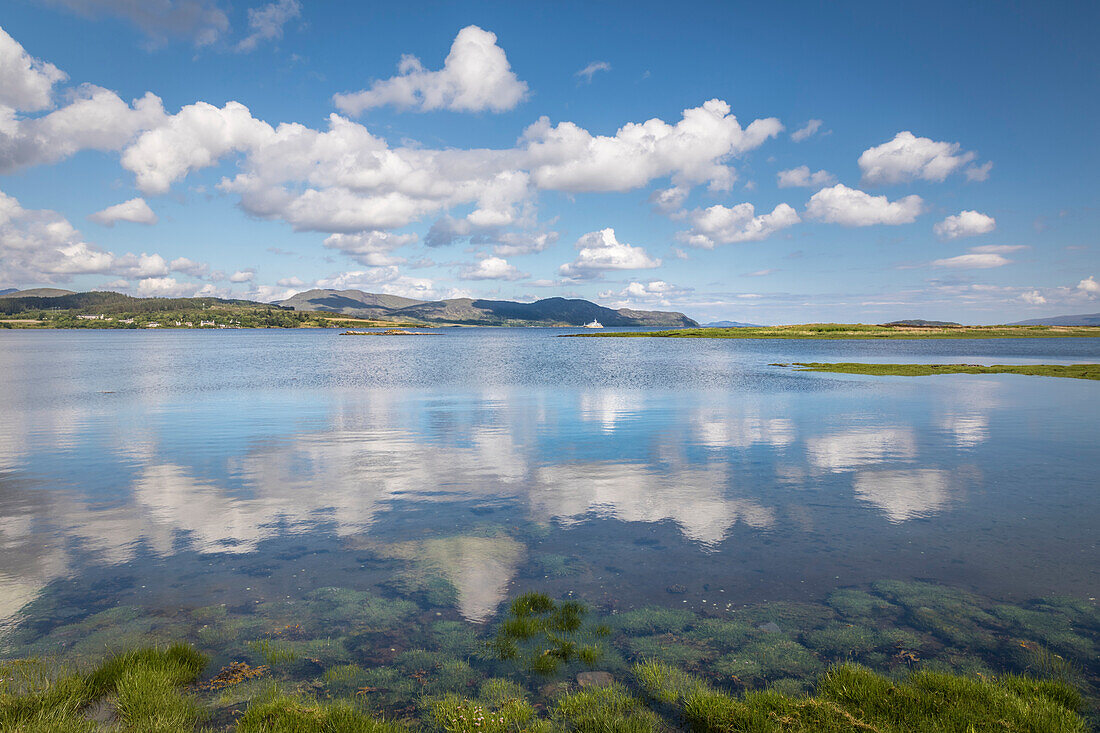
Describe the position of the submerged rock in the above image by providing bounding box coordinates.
[577,671,614,688]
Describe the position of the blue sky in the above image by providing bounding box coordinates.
[0,0,1097,323]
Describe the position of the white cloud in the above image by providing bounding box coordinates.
[965,161,993,182]
[276,276,305,287]
[482,230,559,257]
[135,276,205,297]
[524,99,781,193]
[776,165,835,188]
[649,185,689,215]
[169,256,209,277]
[88,197,158,226]
[968,244,1026,254]
[228,269,255,283]
[1020,290,1046,305]
[41,0,230,47]
[122,100,271,194]
[314,266,439,301]
[323,230,417,266]
[933,210,995,240]
[1,86,167,174]
[598,279,692,308]
[859,131,981,185]
[678,202,799,249]
[0,189,169,283]
[333,26,528,115]
[930,253,1011,269]
[790,119,822,142]
[1079,275,1099,297]
[805,184,923,226]
[0,26,67,111]
[459,256,527,281]
[558,228,660,278]
[236,0,300,52]
[575,61,611,83]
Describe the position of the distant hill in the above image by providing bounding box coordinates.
[882,319,961,327]
[1010,313,1100,326]
[279,289,697,327]
[0,288,17,296]
[703,320,761,328]
[0,288,76,298]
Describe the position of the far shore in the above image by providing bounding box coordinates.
[565,324,1100,340]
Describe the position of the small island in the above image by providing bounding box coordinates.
[340,329,440,336]
[776,362,1100,380]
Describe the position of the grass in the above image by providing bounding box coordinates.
[780,362,1100,380]
[637,661,1086,732]
[565,323,1100,339]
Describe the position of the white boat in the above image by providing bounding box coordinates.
[583,320,603,329]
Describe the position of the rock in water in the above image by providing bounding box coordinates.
[576,671,614,688]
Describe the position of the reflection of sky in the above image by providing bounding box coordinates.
[2,332,1099,624]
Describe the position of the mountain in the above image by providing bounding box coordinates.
[0,288,76,298]
[1010,313,1100,326]
[703,320,761,328]
[0,288,17,296]
[278,289,426,316]
[279,289,697,327]
[882,319,961,327]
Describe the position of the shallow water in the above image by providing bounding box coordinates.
[1,329,1097,709]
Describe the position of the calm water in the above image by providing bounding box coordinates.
[1,329,1098,704]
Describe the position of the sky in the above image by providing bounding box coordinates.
[0,0,1097,324]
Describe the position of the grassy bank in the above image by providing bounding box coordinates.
[780,363,1100,380]
[566,324,1100,339]
[1,642,1086,732]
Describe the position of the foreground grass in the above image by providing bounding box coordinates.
[1,643,1088,731]
[780,363,1100,381]
[566,324,1100,339]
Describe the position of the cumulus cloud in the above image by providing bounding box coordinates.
[776,165,835,188]
[678,202,799,248]
[858,131,981,185]
[1020,290,1046,305]
[1079,276,1099,297]
[1,85,167,174]
[459,256,527,281]
[575,61,611,83]
[314,266,439,301]
[790,119,822,142]
[558,228,660,278]
[276,276,305,287]
[805,184,923,226]
[135,276,205,297]
[122,100,271,194]
[88,197,158,226]
[933,210,995,240]
[323,230,417,266]
[169,256,209,277]
[649,185,689,215]
[228,269,255,283]
[598,279,692,307]
[930,253,1011,269]
[42,0,230,47]
[0,189,199,288]
[236,0,299,52]
[524,99,781,193]
[0,26,67,111]
[333,26,528,115]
